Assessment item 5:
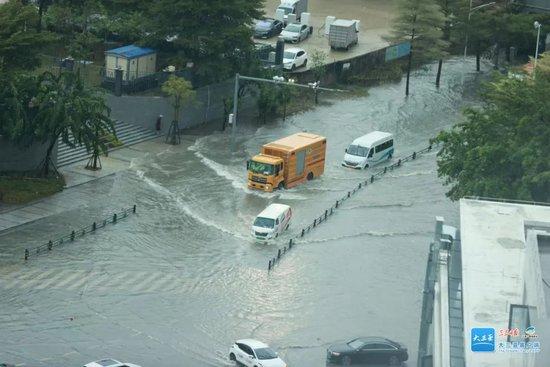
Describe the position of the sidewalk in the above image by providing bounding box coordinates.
[0,137,168,234]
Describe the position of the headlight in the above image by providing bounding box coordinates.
[331,352,340,356]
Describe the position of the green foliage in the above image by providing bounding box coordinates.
[310,50,327,82]
[0,174,65,204]
[435,53,550,202]
[389,0,448,65]
[146,0,264,83]
[161,75,196,122]
[0,0,56,71]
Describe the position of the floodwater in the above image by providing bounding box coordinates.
[0,58,487,367]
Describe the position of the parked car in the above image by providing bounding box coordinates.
[326,337,408,365]
[229,339,286,367]
[283,47,308,71]
[83,359,141,367]
[280,23,312,43]
[254,18,284,39]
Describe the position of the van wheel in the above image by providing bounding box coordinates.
[388,153,392,160]
[229,353,236,361]
[307,172,314,180]
[275,233,278,238]
[278,181,285,190]
[364,164,369,169]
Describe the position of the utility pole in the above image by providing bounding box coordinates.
[534,21,542,78]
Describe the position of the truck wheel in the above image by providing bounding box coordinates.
[229,353,236,361]
[291,64,296,71]
[303,59,307,67]
[278,181,285,190]
[307,172,314,180]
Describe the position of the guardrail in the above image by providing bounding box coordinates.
[24,205,137,261]
[267,145,435,271]
[463,196,550,207]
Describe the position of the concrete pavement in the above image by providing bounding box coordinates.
[0,137,168,234]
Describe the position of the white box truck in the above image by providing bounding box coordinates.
[276,0,308,23]
[329,19,358,50]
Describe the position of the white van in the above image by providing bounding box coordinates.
[342,131,394,169]
[252,204,292,241]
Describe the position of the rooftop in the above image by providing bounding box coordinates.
[460,198,550,367]
[105,45,155,59]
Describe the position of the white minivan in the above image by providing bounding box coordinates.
[342,131,394,169]
[251,204,292,241]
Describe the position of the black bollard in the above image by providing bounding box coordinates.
[336,200,339,208]
[428,145,432,151]
[358,183,362,189]
[277,249,281,259]
[24,249,29,261]
[398,159,401,166]
[92,222,96,231]
[371,175,374,183]
[330,207,333,215]
[48,240,53,251]
[113,213,117,223]
[313,218,317,227]
[412,152,416,159]
[268,260,272,270]
[301,228,305,237]
[347,191,350,198]
[289,239,293,248]
[325,210,328,219]
[71,230,75,241]
[133,204,137,213]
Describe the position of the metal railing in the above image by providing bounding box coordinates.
[268,144,436,271]
[24,205,137,260]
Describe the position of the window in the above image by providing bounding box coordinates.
[375,140,393,153]
[368,149,374,158]
[238,343,254,355]
[508,304,531,342]
[348,339,365,349]
[254,217,275,228]
[275,218,279,225]
[297,51,304,57]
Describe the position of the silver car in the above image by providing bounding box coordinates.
[280,23,311,43]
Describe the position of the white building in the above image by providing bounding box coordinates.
[418,198,550,367]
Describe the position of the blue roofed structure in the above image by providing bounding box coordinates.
[106,45,156,59]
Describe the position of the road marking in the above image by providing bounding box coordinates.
[34,269,72,290]
[65,271,94,291]
[55,270,86,288]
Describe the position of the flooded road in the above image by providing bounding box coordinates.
[0,58,487,367]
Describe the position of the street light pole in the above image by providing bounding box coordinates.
[463,2,496,67]
[534,21,542,77]
[231,73,239,139]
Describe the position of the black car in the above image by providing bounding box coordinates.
[254,18,284,39]
[326,337,408,366]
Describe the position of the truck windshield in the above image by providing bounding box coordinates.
[277,6,293,14]
[347,145,368,157]
[249,161,274,175]
[254,217,275,228]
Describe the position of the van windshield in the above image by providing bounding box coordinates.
[347,145,369,157]
[249,161,274,175]
[254,217,275,228]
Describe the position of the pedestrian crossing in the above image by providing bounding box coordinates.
[0,269,188,294]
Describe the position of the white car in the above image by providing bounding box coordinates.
[229,339,286,367]
[280,23,311,43]
[83,359,141,367]
[283,47,307,71]
[252,203,292,241]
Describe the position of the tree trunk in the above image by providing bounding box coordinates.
[42,138,57,177]
[494,44,500,70]
[435,59,443,88]
[406,50,413,96]
[37,0,45,32]
[476,52,481,72]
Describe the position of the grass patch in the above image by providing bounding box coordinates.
[0,175,65,204]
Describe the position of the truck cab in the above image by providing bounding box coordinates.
[247,154,285,192]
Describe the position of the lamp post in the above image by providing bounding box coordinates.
[534,21,542,77]
[463,2,496,64]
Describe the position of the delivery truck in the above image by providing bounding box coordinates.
[276,0,308,22]
[247,132,326,192]
[329,19,358,50]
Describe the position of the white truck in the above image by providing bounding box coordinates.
[276,0,308,23]
[329,19,358,50]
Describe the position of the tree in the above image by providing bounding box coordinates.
[388,0,447,96]
[310,50,327,103]
[434,0,460,87]
[161,75,195,144]
[146,0,263,83]
[434,53,550,202]
[0,0,56,71]
[30,72,114,176]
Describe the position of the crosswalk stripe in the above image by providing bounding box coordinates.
[34,270,72,290]
[1,269,42,289]
[65,271,94,291]
[134,272,165,292]
[127,271,154,292]
[55,270,86,288]
[12,269,57,290]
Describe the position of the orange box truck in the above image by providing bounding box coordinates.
[247,132,326,192]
